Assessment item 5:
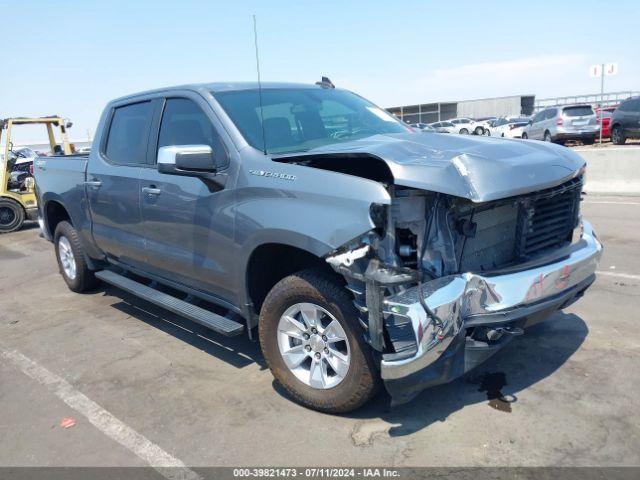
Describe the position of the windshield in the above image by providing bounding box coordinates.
[214,88,409,154]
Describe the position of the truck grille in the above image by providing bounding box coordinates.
[516,176,582,259]
[456,175,583,272]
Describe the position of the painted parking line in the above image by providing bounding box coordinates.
[0,346,201,480]
[596,271,640,281]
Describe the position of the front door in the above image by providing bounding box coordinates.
[139,96,236,301]
[87,100,155,268]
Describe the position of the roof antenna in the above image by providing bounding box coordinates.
[316,76,335,89]
[253,14,267,155]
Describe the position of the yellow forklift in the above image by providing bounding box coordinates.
[0,116,72,233]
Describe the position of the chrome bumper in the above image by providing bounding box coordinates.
[381,220,602,381]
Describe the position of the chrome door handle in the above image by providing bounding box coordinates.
[142,187,161,196]
[84,180,102,188]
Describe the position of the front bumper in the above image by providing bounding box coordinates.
[381,220,602,404]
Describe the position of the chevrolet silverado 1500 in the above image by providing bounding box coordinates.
[34,81,602,412]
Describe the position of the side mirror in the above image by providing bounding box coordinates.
[157,145,216,176]
[528,120,533,125]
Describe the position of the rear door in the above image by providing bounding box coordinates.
[87,100,156,268]
[139,95,236,299]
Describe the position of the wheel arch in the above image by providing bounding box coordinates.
[238,231,342,315]
[243,236,342,317]
[43,199,72,238]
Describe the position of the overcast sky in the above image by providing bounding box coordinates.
[4,0,639,143]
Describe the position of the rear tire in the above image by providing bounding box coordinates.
[259,269,380,413]
[611,125,626,145]
[521,132,528,139]
[54,221,98,292]
[0,198,25,233]
[544,131,552,142]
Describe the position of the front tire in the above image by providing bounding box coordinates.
[460,128,469,135]
[544,131,552,142]
[0,198,25,233]
[54,221,98,292]
[259,270,380,413]
[474,126,484,135]
[521,132,528,139]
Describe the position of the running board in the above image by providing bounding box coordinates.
[95,270,244,336]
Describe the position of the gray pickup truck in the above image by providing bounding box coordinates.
[34,81,602,413]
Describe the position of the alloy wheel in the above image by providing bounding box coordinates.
[58,236,77,280]
[277,302,350,389]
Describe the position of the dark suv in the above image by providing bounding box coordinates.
[610,96,640,144]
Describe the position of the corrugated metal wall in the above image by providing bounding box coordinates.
[457,96,523,118]
[387,94,536,123]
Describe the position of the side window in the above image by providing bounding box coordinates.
[532,111,544,123]
[105,102,154,165]
[158,98,228,168]
[629,99,640,112]
[546,108,557,119]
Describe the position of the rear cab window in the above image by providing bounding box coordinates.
[104,102,154,165]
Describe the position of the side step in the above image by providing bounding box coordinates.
[95,270,244,337]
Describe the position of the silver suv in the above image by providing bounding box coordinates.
[522,105,598,144]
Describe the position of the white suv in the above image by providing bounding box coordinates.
[449,117,483,135]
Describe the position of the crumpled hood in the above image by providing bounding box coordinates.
[278,133,585,202]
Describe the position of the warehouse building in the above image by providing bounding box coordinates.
[387,94,536,124]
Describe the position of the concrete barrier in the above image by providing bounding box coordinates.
[576,146,640,195]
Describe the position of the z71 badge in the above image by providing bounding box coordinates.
[249,169,296,181]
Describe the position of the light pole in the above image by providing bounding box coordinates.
[590,63,618,145]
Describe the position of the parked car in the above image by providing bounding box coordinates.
[410,123,436,132]
[594,106,617,138]
[500,120,530,139]
[428,121,456,133]
[522,105,599,144]
[473,116,497,135]
[34,81,601,413]
[449,117,483,135]
[485,117,526,137]
[76,146,92,154]
[609,96,640,145]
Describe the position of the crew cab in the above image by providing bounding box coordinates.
[34,81,602,412]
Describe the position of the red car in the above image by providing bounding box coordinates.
[595,106,617,137]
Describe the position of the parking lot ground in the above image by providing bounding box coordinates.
[1,196,639,468]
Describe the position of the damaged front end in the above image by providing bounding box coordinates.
[326,175,602,405]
